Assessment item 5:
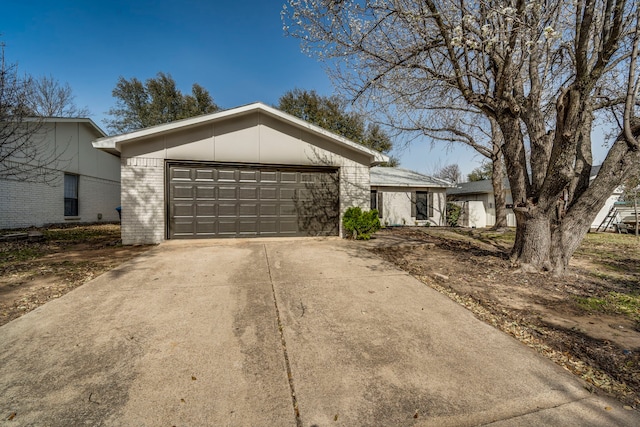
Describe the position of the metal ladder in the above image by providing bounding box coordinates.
[596,205,618,232]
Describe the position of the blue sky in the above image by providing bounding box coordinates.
[1,1,606,177]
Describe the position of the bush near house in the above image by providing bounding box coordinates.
[446,202,462,227]
[342,207,381,240]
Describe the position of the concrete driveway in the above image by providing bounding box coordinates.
[0,238,638,426]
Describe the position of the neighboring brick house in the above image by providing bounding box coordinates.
[92,103,387,244]
[0,118,121,229]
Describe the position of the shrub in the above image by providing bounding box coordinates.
[342,207,381,240]
[446,202,462,227]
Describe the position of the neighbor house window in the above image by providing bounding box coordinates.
[416,191,429,220]
[371,190,377,210]
[64,174,78,216]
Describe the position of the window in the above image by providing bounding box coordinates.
[416,191,428,220]
[371,190,383,217]
[64,174,78,216]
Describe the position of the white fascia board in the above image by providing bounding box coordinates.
[91,102,389,165]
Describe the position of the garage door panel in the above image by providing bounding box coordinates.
[218,187,238,200]
[173,203,195,217]
[261,171,277,182]
[218,204,238,217]
[173,185,195,200]
[279,188,296,199]
[239,170,258,182]
[172,220,195,235]
[217,170,237,181]
[196,203,216,216]
[195,220,217,234]
[239,204,258,216]
[171,168,192,181]
[279,221,298,233]
[217,220,238,234]
[238,187,258,200]
[169,165,339,239]
[260,204,277,216]
[280,172,297,182]
[195,186,215,199]
[260,187,277,200]
[259,221,277,233]
[195,169,215,181]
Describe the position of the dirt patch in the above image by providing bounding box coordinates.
[367,227,640,406]
[0,224,152,327]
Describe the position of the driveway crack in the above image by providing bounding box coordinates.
[263,244,302,427]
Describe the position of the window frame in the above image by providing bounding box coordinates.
[415,191,429,220]
[64,173,79,217]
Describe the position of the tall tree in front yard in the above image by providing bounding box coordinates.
[105,72,219,134]
[284,0,640,275]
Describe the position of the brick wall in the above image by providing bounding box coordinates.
[120,157,165,245]
[339,162,371,237]
[0,173,120,229]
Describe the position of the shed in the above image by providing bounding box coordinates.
[93,103,387,244]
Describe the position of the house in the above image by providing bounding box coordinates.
[370,167,451,226]
[447,178,516,227]
[92,102,388,244]
[0,118,120,229]
[447,167,624,229]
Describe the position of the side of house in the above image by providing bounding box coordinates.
[370,167,450,226]
[0,118,121,229]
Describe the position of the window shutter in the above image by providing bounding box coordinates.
[428,192,434,218]
[411,191,416,217]
[377,191,383,218]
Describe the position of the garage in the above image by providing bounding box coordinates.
[168,163,339,238]
[92,103,387,245]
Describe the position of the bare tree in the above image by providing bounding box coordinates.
[434,164,461,184]
[0,45,62,184]
[285,0,640,275]
[26,74,90,118]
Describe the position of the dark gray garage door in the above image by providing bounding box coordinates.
[168,164,339,238]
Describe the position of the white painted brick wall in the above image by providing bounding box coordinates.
[121,157,165,245]
[0,173,120,229]
[339,163,371,237]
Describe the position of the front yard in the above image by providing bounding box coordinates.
[0,224,151,326]
[370,227,640,407]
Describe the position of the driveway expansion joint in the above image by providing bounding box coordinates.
[263,244,303,427]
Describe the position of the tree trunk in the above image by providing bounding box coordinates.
[492,153,507,229]
[490,117,507,230]
[512,207,553,271]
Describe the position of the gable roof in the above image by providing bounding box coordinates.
[92,102,388,164]
[370,166,453,188]
[448,178,510,195]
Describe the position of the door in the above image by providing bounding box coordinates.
[168,164,339,238]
